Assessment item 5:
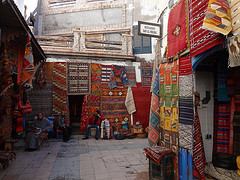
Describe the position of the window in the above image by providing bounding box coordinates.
[133,26,152,54]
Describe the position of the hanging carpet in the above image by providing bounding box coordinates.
[227,34,240,68]
[67,62,91,95]
[87,63,102,116]
[141,62,154,87]
[109,65,128,89]
[132,83,151,129]
[101,84,130,132]
[189,0,224,57]
[125,87,136,114]
[148,69,160,146]
[53,62,69,125]
[125,66,137,87]
[167,0,189,58]
[159,58,179,180]
[179,56,192,76]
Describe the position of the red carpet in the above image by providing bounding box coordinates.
[132,83,151,129]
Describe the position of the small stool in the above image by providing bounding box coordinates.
[56,129,63,139]
[89,128,96,137]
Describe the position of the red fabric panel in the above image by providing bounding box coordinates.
[132,83,151,129]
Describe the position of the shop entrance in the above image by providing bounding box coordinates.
[69,95,84,135]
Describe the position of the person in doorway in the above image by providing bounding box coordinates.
[82,108,104,140]
[56,111,72,142]
[25,112,52,150]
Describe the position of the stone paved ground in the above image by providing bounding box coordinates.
[0,135,149,180]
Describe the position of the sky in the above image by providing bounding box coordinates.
[14,0,38,17]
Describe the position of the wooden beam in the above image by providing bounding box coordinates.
[86,45,121,51]
[85,39,122,45]
[39,41,72,47]
[36,35,73,41]
[49,0,76,4]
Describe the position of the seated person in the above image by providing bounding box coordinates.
[56,111,72,142]
[82,108,104,140]
[25,112,53,150]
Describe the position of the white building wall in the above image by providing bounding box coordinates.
[195,71,214,163]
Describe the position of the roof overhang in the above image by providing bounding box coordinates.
[0,0,46,64]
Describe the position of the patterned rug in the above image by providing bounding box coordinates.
[189,0,224,57]
[179,56,192,76]
[125,66,137,87]
[148,69,160,146]
[67,62,91,95]
[167,0,189,58]
[179,97,194,125]
[87,63,102,116]
[179,75,194,97]
[229,0,240,35]
[101,84,130,132]
[132,83,151,129]
[44,62,53,82]
[141,62,153,87]
[159,59,179,153]
[101,65,112,83]
[193,105,206,178]
[27,81,53,118]
[0,49,15,96]
[109,65,128,88]
[144,146,173,163]
[214,104,231,153]
[53,62,69,125]
[202,0,232,35]
[20,36,34,87]
[159,58,179,179]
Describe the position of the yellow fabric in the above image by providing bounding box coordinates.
[202,0,232,35]
[237,156,240,176]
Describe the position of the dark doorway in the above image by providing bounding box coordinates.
[69,95,84,135]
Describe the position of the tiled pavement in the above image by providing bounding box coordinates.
[0,136,149,180]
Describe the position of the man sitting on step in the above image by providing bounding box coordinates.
[82,108,104,140]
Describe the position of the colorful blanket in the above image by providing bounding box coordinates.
[125,66,137,87]
[141,62,153,87]
[229,0,240,35]
[148,69,160,146]
[87,63,102,115]
[179,74,194,97]
[189,0,224,57]
[167,0,189,58]
[67,62,91,95]
[144,146,173,163]
[202,0,232,35]
[132,83,151,129]
[101,84,130,132]
[53,62,69,125]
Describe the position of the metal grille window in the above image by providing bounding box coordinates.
[133,25,152,54]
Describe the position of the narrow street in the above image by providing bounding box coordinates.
[0,136,148,180]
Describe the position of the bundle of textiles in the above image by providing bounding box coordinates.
[205,163,240,180]
[0,151,16,170]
